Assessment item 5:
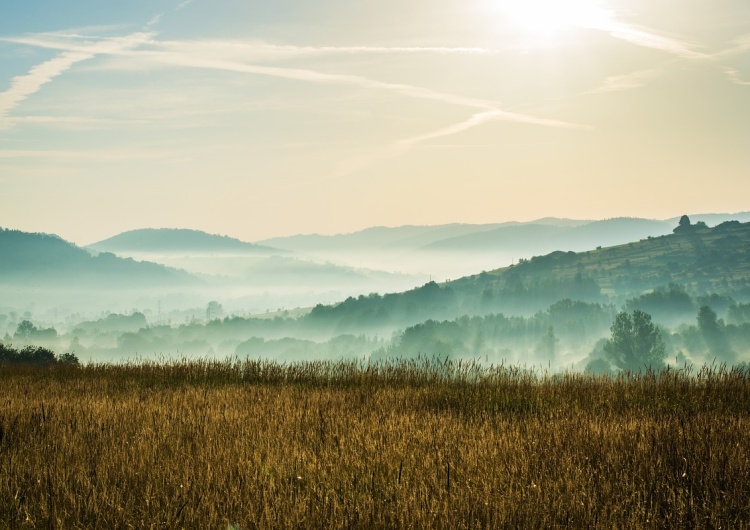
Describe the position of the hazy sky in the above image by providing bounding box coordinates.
[2,0,749,245]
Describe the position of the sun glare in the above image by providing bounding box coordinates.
[497,0,614,39]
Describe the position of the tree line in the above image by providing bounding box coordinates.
[0,343,78,365]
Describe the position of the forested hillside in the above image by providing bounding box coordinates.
[0,228,195,287]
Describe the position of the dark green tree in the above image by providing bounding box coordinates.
[58,352,80,365]
[674,215,692,233]
[604,310,666,372]
[14,320,37,340]
[535,326,557,362]
[697,305,734,362]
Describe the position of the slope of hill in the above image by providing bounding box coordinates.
[88,228,281,255]
[454,219,750,303]
[303,219,750,332]
[0,228,195,287]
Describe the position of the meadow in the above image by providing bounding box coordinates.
[1,358,750,529]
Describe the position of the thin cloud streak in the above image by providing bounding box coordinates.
[0,148,182,161]
[394,110,508,152]
[0,51,94,121]
[3,30,588,178]
[145,14,163,29]
[1,32,154,55]
[135,48,587,131]
[3,115,148,128]
[0,32,153,125]
[331,107,589,180]
[161,41,496,56]
[605,23,707,59]
[586,68,661,94]
[4,33,580,128]
[713,34,750,59]
[396,109,588,152]
[3,35,496,58]
[574,10,706,60]
[724,67,750,86]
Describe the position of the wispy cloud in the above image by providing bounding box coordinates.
[2,35,497,60]
[582,26,749,95]
[724,67,750,86]
[2,115,147,129]
[141,39,498,65]
[3,30,588,171]
[0,51,95,122]
[329,107,588,179]
[586,68,661,94]
[604,22,707,59]
[570,8,706,60]
[0,148,180,161]
[145,14,163,29]
[714,34,750,59]
[0,32,152,126]
[176,0,194,10]
[214,42,494,57]
[396,108,588,151]
[142,49,499,109]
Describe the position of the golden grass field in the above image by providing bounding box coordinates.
[1,359,750,529]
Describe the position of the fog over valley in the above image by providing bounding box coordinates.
[3,213,750,374]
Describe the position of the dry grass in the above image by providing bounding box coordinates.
[1,359,750,529]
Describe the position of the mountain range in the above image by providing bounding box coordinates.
[3,212,749,318]
[88,228,281,255]
[0,228,193,288]
[4,216,750,366]
[258,213,750,255]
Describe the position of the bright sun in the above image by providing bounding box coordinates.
[497,0,614,38]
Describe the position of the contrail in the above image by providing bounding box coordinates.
[396,108,589,152]
[0,32,152,125]
[0,51,94,121]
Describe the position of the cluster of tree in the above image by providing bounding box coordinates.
[235,334,382,362]
[72,312,148,334]
[477,271,602,315]
[673,215,708,234]
[669,305,746,365]
[374,299,615,366]
[624,283,696,325]
[0,343,78,365]
[13,319,58,342]
[307,281,459,332]
[585,301,750,374]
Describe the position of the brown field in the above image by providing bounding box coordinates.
[1,359,750,529]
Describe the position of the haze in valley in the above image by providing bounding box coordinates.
[2,1,750,371]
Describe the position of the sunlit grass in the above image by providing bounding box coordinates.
[1,359,749,528]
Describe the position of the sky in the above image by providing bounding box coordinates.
[1,0,749,245]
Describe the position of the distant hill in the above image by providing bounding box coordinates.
[666,212,750,226]
[452,218,750,304]
[258,223,517,253]
[259,212,750,258]
[0,228,195,287]
[89,228,282,255]
[243,255,418,285]
[258,215,748,257]
[303,219,750,331]
[421,218,674,254]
